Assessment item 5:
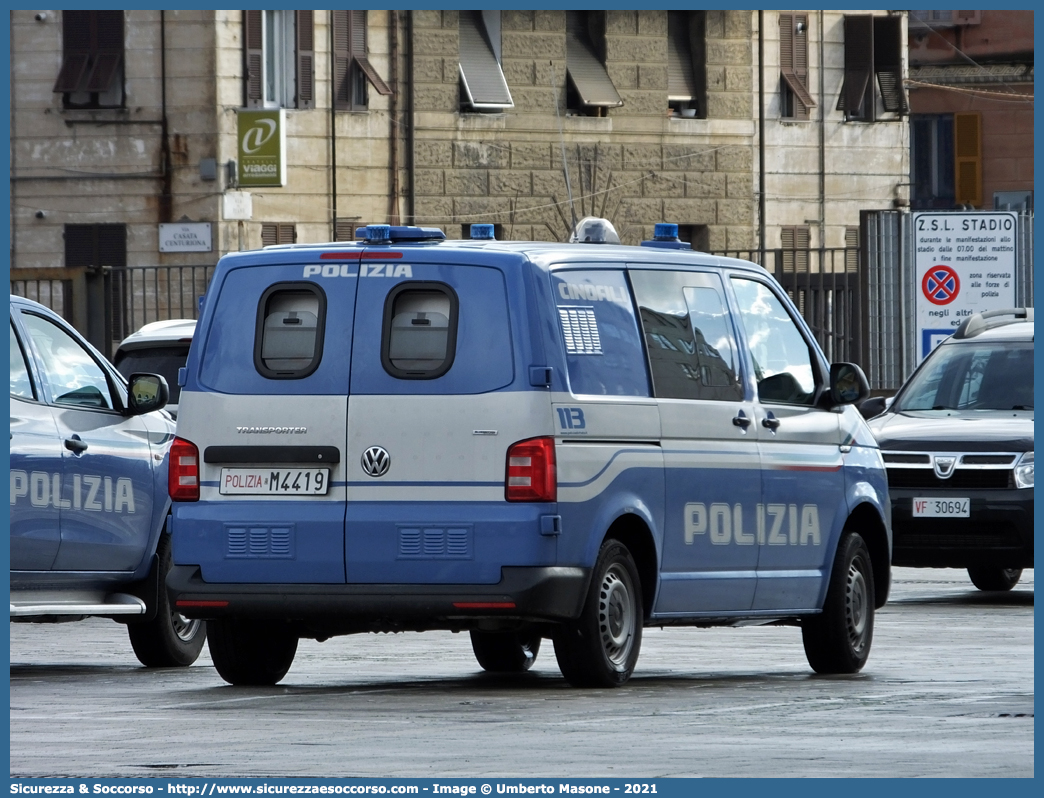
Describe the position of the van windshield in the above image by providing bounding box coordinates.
[895,341,1033,412]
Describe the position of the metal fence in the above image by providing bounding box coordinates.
[710,247,862,366]
[11,264,215,358]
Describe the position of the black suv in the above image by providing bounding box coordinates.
[866,309,1033,591]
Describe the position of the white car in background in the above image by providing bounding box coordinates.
[114,319,196,419]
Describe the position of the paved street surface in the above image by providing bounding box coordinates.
[9,568,1033,778]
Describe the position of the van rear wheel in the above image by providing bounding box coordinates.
[470,629,542,672]
[802,531,875,674]
[553,539,642,687]
[207,619,298,686]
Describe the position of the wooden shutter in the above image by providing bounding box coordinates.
[335,219,358,241]
[332,10,351,110]
[295,10,314,109]
[83,11,124,93]
[954,112,982,207]
[779,13,814,119]
[873,15,906,114]
[781,226,810,273]
[839,15,874,121]
[243,10,264,108]
[845,227,859,273]
[262,223,297,246]
[350,10,392,97]
[54,10,91,92]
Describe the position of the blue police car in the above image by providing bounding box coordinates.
[10,295,206,666]
[167,221,891,687]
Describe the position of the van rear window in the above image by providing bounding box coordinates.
[254,284,326,379]
[381,283,458,379]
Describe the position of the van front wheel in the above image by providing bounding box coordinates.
[553,539,643,687]
[207,619,298,686]
[802,531,875,674]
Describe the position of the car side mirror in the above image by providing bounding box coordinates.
[858,395,889,419]
[828,362,870,406]
[127,373,169,415]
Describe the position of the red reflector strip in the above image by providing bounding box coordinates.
[361,251,403,259]
[319,252,361,260]
[175,600,229,608]
[452,602,516,609]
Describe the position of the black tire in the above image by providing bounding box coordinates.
[470,629,542,672]
[968,567,1022,592]
[802,531,875,674]
[207,619,298,686]
[553,539,643,687]
[128,533,207,668]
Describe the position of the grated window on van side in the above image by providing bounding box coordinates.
[254,283,326,379]
[381,283,458,379]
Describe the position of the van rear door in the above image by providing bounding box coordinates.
[175,257,358,584]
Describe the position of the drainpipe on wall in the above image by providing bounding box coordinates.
[389,10,401,225]
[330,12,338,237]
[406,11,415,225]
[159,10,172,223]
[758,11,765,252]
[818,10,825,245]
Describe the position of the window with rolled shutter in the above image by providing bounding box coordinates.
[837,15,875,122]
[565,10,622,116]
[459,11,513,111]
[54,11,124,109]
[954,112,982,207]
[333,9,391,111]
[261,223,297,247]
[779,13,814,120]
[244,10,314,109]
[667,11,706,118]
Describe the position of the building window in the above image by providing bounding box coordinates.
[778,13,814,120]
[837,14,907,121]
[64,224,128,350]
[780,226,810,273]
[565,10,621,117]
[261,223,297,247]
[459,11,513,112]
[335,218,361,241]
[53,11,124,109]
[908,10,981,28]
[676,225,710,252]
[333,10,391,111]
[911,114,955,210]
[667,11,706,118]
[244,10,314,109]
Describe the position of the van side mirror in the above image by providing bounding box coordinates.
[858,395,889,419]
[828,363,870,406]
[127,373,169,415]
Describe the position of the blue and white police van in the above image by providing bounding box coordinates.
[168,220,891,687]
[10,295,206,667]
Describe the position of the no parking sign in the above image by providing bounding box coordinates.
[913,211,1017,361]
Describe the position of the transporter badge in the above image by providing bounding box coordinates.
[361,446,391,477]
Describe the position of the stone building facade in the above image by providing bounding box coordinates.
[10,9,910,322]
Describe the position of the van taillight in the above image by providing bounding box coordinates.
[169,436,200,502]
[505,437,556,502]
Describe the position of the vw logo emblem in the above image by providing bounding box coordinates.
[361,446,390,478]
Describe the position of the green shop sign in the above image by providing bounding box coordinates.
[237,109,286,187]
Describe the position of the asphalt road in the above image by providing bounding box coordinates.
[9,567,1033,778]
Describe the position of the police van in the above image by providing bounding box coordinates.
[168,220,891,687]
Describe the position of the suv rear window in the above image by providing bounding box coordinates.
[114,345,189,404]
[381,283,458,379]
[254,284,326,379]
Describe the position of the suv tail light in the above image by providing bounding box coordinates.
[505,437,556,502]
[169,436,200,502]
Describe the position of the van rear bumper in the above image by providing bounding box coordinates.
[166,564,590,631]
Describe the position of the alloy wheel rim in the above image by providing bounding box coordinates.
[172,612,201,643]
